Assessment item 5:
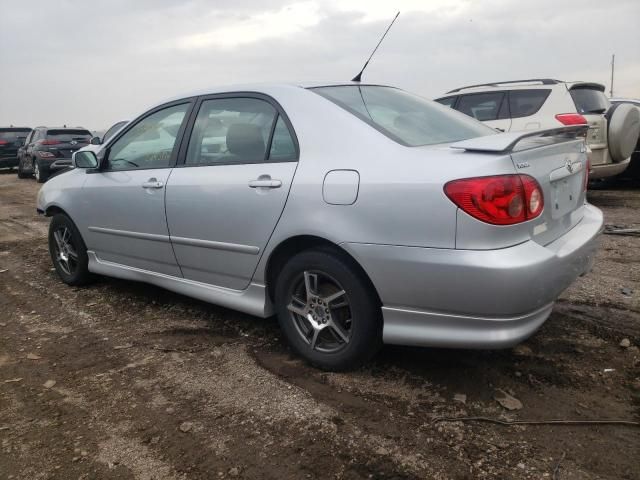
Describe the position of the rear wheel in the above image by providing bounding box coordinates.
[48,214,91,286]
[17,159,29,179]
[275,249,382,371]
[34,159,48,183]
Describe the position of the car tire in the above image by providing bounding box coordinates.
[34,159,48,183]
[48,214,92,286]
[17,160,29,179]
[274,248,382,371]
[607,103,640,163]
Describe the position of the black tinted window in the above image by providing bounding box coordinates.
[186,98,278,165]
[508,90,550,118]
[313,86,492,147]
[456,93,505,121]
[435,96,457,108]
[47,129,92,141]
[570,88,609,114]
[0,129,31,141]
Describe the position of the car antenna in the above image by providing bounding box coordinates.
[352,11,400,82]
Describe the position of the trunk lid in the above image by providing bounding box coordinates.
[569,84,609,165]
[510,136,587,245]
[451,126,589,247]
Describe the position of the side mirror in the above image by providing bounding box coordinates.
[72,150,99,169]
[90,136,102,145]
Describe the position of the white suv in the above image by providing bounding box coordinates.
[436,79,640,179]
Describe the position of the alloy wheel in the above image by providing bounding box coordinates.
[52,226,79,276]
[287,270,352,353]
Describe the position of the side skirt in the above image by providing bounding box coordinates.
[87,251,273,318]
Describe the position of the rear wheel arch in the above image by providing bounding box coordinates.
[264,235,382,306]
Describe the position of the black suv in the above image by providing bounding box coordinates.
[18,127,92,182]
[0,127,31,170]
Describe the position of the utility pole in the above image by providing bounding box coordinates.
[610,54,615,98]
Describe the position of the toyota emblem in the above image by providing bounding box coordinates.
[565,158,573,173]
[70,140,77,145]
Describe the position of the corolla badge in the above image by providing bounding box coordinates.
[565,158,574,173]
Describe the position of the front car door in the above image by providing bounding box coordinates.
[79,100,193,276]
[165,94,298,290]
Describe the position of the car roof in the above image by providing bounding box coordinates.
[0,126,31,130]
[441,79,606,96]
[158,81,392,105]
[34,126,91,131]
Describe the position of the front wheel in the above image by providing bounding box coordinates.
[275,249,382,371]
[48,214,92,286]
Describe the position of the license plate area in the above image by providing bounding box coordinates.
[551,176,580,219]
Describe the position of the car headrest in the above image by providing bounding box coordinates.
[226,123,265,160]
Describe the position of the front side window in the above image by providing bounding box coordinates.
[456,92,505,121]
[107,103,189,170]
[508,89,551,118]
[103,121,128,144]
[313,86,492,147]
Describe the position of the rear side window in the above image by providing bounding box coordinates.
[508,89,550,118]
[313,86,492,147]
[186,97,285,166]
[570,88,610,114]
[46,129,92,141]
[435,96,457,108]
[456,93,505,121]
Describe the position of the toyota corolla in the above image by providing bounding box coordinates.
[36,83,603,370]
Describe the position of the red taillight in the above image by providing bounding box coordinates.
[40,139,61,145]
[444,174,544,225]
[555,113,588,126]
[0,140,7,145]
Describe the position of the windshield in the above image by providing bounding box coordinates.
[312,85,493,146]
[570,87,610,114]
[46,129,92,142]
[0,129,30,141]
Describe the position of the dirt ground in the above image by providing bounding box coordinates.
[0,171,638,480]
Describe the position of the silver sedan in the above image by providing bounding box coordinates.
[37,83,603,370]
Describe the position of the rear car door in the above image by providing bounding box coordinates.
[455,92,512,132]
[165,94,298,290]
[80,101,193,276]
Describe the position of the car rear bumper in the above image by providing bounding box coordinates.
[589,157,630,179]
[0,157,18,168]
[343,203,603,348]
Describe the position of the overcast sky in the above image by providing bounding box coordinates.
[1,0,638,130]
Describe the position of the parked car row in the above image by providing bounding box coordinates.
[0,122,129,183]
[434,79,640,180]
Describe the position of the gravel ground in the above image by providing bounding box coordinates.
[0,172,638,479]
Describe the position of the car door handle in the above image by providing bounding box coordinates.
[248,178,282,189]
[141,178,164,189]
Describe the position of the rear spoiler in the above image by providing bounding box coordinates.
[450,125,589,153]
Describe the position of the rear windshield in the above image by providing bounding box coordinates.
[312,85,493,147]
[0,129,31,141]
[570,88,610,114]
[46,129,92,141]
